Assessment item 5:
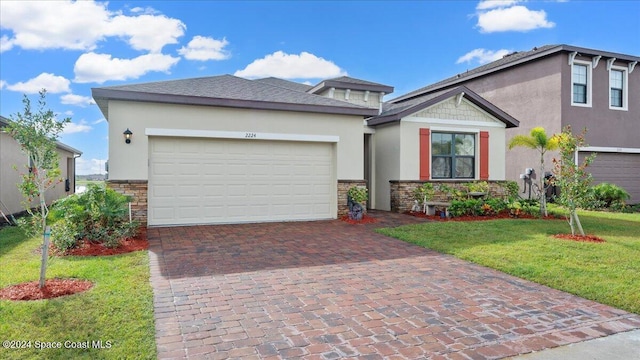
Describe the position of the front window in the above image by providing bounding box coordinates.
[609,68,627,110]
[572,64,588,104]
[432,133,475,179]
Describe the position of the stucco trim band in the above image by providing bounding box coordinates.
[579,146,640,154]
[145,128,339,143]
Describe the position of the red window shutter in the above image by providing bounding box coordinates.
[479,131,489,180]
[420,128,430,180]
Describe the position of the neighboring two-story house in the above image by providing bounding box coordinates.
[389,44,640,202]
[0,115,82,219]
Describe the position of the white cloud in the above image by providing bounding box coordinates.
[129,6,160,15]
[60,93,96,107]
[477,5,555,33]
[62,120,92,135]
[0,1,185,52]
[0,35,14,52]
[75,157,107,175]
[0,80,6,90]
[64,110,74,116]
[476,0,520,10]
[92,118,106,125]
[74,52,180,84]
[106,14,185,53]
[234,51,347,79]
[456,48,511,65]
[6,73,71,94]
[178,36,230,61]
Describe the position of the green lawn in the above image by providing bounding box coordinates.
[75,180,105,188]
[0,226,156,359]
[378,210,640,314]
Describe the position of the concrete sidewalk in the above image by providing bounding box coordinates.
[509,329,640,360]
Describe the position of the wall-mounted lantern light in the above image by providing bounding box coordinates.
[123,128,133,144]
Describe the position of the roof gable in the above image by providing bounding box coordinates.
[368,86,519,128]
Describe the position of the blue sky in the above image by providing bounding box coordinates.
[1,0,638,174]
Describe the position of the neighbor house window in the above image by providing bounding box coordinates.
[431,133,475,179]
[572,62,591,106]
[609,67,627,110]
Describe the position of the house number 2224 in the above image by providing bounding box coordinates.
[245,132,257,138]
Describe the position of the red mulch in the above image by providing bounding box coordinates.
[0,278,93,301]
[340,214,379,224]
[403,210,559,222]
[62,227,148,256]
[554,233,606,243]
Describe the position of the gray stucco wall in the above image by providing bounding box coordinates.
[1,131,76,216]
[561,54,640,148]
[448,54,564,185]
[446,51,639,201]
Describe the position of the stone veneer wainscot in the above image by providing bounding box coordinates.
[389,180,510,213]
[106,180,148,224]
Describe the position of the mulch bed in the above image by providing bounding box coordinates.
[553,233,606,243]
[0,278,93,301]
[1,228,148,301]
[340,214,379,224]
[61,227,148,256]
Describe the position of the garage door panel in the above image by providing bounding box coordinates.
[149,137,336,226]
[580,152,640,203]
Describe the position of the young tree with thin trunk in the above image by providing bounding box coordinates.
[5,90,70,288]
[508,127,559,217]
[552,126,596,236]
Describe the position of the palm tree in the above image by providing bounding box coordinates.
[508,127,559,217]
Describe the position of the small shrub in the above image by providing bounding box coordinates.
[504,181,520,200]
[413,183,435,203]
[448,199,483,217]
[590,183,630,209]
[47,184,138,250]
[485,198,508,214]
[466,181,489,193]
[347,186,368,204]
[507,201,523,217]
[448,200,467,217]
[51,219,81,251]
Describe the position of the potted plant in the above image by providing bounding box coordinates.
[347,186,368,220]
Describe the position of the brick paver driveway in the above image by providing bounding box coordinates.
[148,211,640,359]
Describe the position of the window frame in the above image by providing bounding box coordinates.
[609,66,628,111]
[571,60,592,107]
[431,132,476,180]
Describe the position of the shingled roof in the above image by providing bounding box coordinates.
[307,76,394,95]
[92,75,379,119]
[0,115,82,155]
[254,77,313,93]
[391,44,640,103]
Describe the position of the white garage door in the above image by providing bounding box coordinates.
[148,137,336,226]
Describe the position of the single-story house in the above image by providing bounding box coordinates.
[0,115,82,218]
[92,75,518,226]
